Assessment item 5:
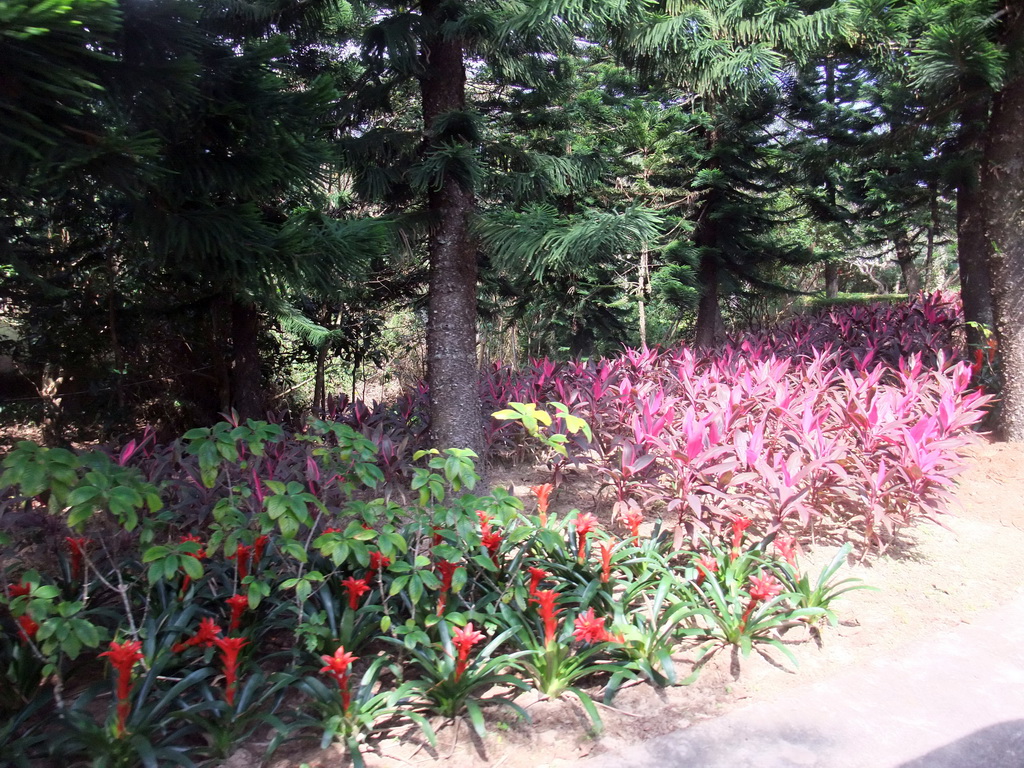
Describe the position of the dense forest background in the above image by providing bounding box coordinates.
[2,0,1022,445]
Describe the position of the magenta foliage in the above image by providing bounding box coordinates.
[217,293,987,549]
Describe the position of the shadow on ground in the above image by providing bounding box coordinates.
[898,720,1024,768]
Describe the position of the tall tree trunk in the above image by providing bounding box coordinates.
[692,127,724,348]
[895,236,921,296]
[638,245,649,347]
[824,260,840,298]
[984,4,1024,440]
[924,181,937,291]
[957,95,995,350]
[230,299,263,421]
[823,59,841,303]
[694,252,723,347]
[420,0,480,452]
[107,248,125,411]
[40,363,65,446]
[211,299,232,414]
[313,344,328,415]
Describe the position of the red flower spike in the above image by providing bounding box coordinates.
[527,566,548,598]
[341,576,371,610]
[971,348,985,378]
[533,589,562,646]
[749,573,783,602]
[482,530,502,569]
[230,544,252,581]
[730,516,753,560]
[476,510,493,536]
[226,594,249,633]
[252,535,269,569]
[180,534,206,559]
[65,537,90,581]
[451,622,485,681]
[172,617,222,653]
[99,639,144,737]
[574,513,599,559]
[530,483,554,524]
[622,508,644,541]
[435,560,461,615]
[695,554,718,586]
[774,536,799,568]
[320,645,358,713]
[598,541,613,583]
[740,572,784,631]
[436,560,459,591]
[8,582,31,599]
[366,550,391,580]
[212,636,247,706]
[573,608,615,644]
[16,614,39,643]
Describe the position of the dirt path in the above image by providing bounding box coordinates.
[271,440,1024,768]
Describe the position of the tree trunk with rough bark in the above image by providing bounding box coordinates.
[957,96,995,351]
[694,252,723,348]
[313,344,328,416]
[984,4,1024,440]
[824,260,840,298]
[638,245,649,347]
[420,0,481,453]
[230,299,263,421]
[895,236,921,296]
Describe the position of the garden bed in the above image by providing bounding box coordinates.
[261,439,1024,768]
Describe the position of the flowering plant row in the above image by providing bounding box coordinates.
[1,430,863,767]
[334,293,990,550]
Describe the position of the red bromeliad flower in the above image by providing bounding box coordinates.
[172,617,222,653]
[774,535,799,568]
[64,537,90,581]
[749,572,783,602]
[572,608,615,644]
[320,645,358,713]
[530,483,554,524]
[16,614,39,643]
[574,513,599,558]
[230,543,253,581]
[226,594,249,633]
[366,550,391,580]
[180,534,206,559]
[527,566,548,598]
[8,582,31,599]
[730,516,753,560]
[482,530,502,569]
[451,622,485,681]
[533,589,562,646]
[622,508,644,541]
[99,639,144,737]
[695,554,719,586]
[741,572,783,630]
[435,560,461,615]
[252,535,270,569]
[213,636,247,706]
[341,576,371,610]
[598,541,613,583]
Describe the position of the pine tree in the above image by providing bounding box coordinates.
[616,0,855,344]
